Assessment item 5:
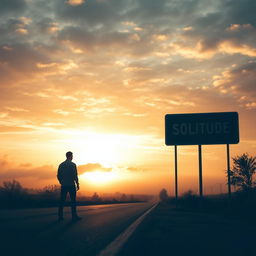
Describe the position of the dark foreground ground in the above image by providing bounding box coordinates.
[0,202,154,256]
[118,202,256,256]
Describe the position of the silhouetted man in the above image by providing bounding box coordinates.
[57,151,81,221]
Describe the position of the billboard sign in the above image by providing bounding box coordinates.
[165,112,239,146]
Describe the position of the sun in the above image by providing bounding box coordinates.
[59,130,141,167]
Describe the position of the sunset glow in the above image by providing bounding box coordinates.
[63,131,142,166]
[81,170,119,185]
[0,0,255,195]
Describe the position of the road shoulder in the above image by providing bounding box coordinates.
[117,202,256,256]
[98,203,158,256]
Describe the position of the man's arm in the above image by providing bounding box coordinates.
[57,165,62,184]
[74,164,79,190]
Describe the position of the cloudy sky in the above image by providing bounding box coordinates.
[0,0,255,195]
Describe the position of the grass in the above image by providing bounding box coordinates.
[118,193,256,256]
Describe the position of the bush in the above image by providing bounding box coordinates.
[159,188,169,202]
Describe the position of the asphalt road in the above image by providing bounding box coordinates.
[0,202,154,256]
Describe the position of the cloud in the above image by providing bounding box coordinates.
[219,40,256,57]
[0,126,35,133]
[0,43,48,74]
[126,166,144,172]
[170,39,256,59]
[0,156,54,180]
[213,62,256,108]
[53,109,72,116]
[66,0,86,6]
[5,107,29,112]
[56,0,124,26]
[0,156,8,168]
[167,0,256,59]
[227,24,253,32]
[0,155,147,186]
[0,0,27,15]
[222,0,256,26]
[78,163,112,174]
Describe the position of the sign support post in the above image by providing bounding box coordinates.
[165,112,239,199]
[174,145,178,200]
[198,145,203,197]
[227,144,231,197]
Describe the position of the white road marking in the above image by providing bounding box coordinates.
[97,202,159,256]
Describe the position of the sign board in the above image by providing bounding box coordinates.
[165,112,239,146]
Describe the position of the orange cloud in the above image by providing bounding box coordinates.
[170,39,256,59]
[213,62,256,108]
[219,40,256,57]
[227,24,253,31]
[0,156,54,181]
[78,163,111,174]
[170,41,216,59]
[66,0,86,6]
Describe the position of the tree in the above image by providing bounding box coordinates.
[182,190,194,198]
[39,185,60,199]
[91,192,101,202]
[0,180,26,197]
[159,188,168,202]
[0,180,27,208]
[229,153,256,191]
[120,193,127,201]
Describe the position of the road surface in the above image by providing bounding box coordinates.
[0,202,154,256]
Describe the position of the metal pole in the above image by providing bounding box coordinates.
[198,145,203,197]
[174,145,178,200]
[227,144,231,197]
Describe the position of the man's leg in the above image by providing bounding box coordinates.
[69,186,81,220]
[58,186,67,220]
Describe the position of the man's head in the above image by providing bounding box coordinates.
[66,151,73,160]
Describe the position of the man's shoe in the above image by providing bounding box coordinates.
[72,216,82,221]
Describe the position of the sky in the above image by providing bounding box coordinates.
[0,0,255,196]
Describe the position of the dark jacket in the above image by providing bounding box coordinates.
[57,160,78,186]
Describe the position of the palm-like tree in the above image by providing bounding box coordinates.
[230,153,256,191]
